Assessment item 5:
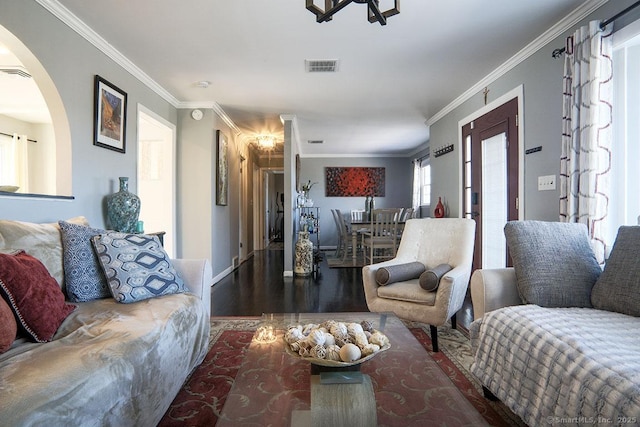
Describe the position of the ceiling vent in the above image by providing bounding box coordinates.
[308,140,324,144]
[0,66,31,79]
[305,60,339,73]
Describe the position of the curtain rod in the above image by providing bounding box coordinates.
[552,0,640,58]
[0,132,37,143]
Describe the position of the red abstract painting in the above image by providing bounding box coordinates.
[325,167,385,197]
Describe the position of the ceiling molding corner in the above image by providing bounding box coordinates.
[35,0,181,107]
[427,0,609,126]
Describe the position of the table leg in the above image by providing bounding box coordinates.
[352,230,358,263]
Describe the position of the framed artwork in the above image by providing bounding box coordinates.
[216,130,228,206]
[325,167,385,197]
[94,75,127,153]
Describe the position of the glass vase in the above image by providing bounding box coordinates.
[294,231,313,276]
[106,177,141,233]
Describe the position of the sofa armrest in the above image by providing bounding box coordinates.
[173,258,212,317]
[470,267,521,321]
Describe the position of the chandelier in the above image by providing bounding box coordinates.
[306,0,400,26]
[256,135,276,150]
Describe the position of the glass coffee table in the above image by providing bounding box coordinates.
[217,312,487,426]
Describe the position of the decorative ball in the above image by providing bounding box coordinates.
[339,343,362,362]
[354,332,369,348]
[307,329,326,346]
[361,343,380,356]
[347,322,364,336]
[330,322,348,337]
[325,345,342,361]
[310,344,327,359]
[285,328,304,343]
[360,320,374,332]
[324,332,336,347]
[370,332,390,347]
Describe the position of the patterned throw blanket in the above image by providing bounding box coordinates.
[470,305,640,426]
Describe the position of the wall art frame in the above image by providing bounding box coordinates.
[94,75,127,153]
[325,167,385,197]
[216,130,228,206]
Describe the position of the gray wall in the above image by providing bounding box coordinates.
[429,0,639,221]
[0,1,176,227]
[0,1,244,282]
[298,157,412,248]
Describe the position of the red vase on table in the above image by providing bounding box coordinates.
[434,197,445,218]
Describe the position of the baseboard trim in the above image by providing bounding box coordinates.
[212,266,233,285]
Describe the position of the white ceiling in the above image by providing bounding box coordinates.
[15,1,598,155]
[0,44,51,124]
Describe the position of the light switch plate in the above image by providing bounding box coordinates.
[538,175,556,191]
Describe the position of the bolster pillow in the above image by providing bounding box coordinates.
[375,262,426,286]
[419,264,452,291]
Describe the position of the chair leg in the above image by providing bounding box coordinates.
[451,312,457,330]
[429,325,439,352]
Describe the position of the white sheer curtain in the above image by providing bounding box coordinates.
[0,134,29,192]
[560,20,613,263]
[411,158,420,213]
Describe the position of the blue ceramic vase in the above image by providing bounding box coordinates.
[107,177,141,233]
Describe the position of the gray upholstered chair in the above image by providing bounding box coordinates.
[362,218,476,351]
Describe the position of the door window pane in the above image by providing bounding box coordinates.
[481,133,507,268]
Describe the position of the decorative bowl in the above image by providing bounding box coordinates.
[282,320,390,367]
[0,185,19,193]
[284,341,390,367]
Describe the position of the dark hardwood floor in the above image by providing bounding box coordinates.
[211,247,474,331]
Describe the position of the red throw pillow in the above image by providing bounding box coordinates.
[0,296,17,353]
[0,250,76,342]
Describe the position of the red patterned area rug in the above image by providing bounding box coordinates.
[158,317,524,426]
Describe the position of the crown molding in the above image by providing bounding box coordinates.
[35,0,244,137]
[427,0,609,126]
[35,0,181,107]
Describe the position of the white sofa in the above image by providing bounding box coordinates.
[0,218,212,427]
[469,222,640,426]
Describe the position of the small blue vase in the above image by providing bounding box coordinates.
[107,177,141,233]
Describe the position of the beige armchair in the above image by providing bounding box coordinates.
[362,218,476,352]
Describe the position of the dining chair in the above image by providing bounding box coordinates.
[401,207,415,221]
[331,209,353,260]
[336,209,357,261]
[330,209,344,258]
[361,208,402,264]
[394,207,415,251]
[350,209,365,222]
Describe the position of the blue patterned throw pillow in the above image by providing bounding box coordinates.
[91,232,186,303]
[59,221,111,302]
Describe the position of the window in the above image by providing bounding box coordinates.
[611,20,640,236]
[420,161,431,206]
[0,133,28,191]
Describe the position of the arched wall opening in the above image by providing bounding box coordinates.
[0,24,72,196]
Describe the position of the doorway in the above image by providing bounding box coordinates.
[137,106,176,257]
[461,95,521,270]
[253,168,284,250]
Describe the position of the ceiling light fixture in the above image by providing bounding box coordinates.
[256,135,276,150]
[306,0,399,26]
